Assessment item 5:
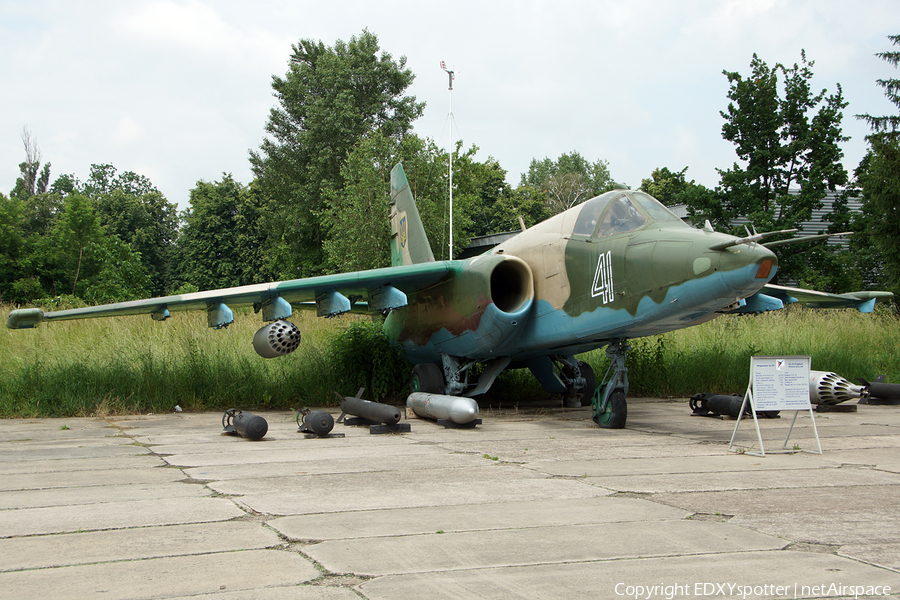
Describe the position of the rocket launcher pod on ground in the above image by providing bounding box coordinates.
[809,371,864,404]
[222,409,268,440]
[407,392,480,425]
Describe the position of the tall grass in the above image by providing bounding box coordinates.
[0,307,389,417]
[2,304,898,417]
[591,306,900,397]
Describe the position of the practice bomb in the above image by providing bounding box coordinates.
[222,409,268,440]
[858,376,900,404]
[689,393,779,419]
[336,389,401,425]
[298,409,335,436]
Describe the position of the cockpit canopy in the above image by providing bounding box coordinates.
[571,190,686,238]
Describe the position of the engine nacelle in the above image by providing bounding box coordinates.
[407,254,534,360]
[465,254,534,354]
[253,319,302,358]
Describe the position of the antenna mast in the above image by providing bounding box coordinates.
[441,61,454,259]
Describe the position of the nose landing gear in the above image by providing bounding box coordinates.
[592,339,629,429]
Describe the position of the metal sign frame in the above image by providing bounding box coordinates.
[729,356,822,457]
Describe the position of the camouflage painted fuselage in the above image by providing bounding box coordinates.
[386,190,777,366]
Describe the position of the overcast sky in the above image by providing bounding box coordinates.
[2,0,897,210]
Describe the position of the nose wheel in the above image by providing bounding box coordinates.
[592,339,630,429]
[593,388,627,428]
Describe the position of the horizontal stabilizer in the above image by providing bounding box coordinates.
[763,284,893,312]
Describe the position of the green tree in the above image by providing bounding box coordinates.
[83,165,177,296]
[855,144,900,294]
[18,192,63,237]
[495,186,552,232]
[321,134,398,273]
[80,163,159,197]
[321,132,537,268]
[815,154,888,293]
[854,34,900,295]
[322,133,483,269]
[82,236,151,304]
[52,193,106,295]
[2,141,162,303]
[30,163,179,296]
[857,34,900,139]
[397,138,466,261]
[250,29,425,278]
[3,130,63,302]
[519,151,615,215]
[10,128,51,201]
[452,153,513,239]
[93,188,175,295]
[175,175,269,291]
[639,166,715,212]
[5,202,62,302]
[0,192,25,301]
[692,51,850,284]
[8,131,61,293]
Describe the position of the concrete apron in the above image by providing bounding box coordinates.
[0,400,898,600]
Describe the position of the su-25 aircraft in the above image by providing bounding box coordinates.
[7,164,893,428]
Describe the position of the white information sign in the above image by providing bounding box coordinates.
[729,355,821,456]
[750,356,811,411]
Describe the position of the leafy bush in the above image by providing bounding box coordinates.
[328,320,411,401]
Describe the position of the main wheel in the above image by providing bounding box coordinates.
[576,362,596,407]
[410,363,444,394]
[594,388,627,429]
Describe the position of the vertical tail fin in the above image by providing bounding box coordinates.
[390,163,435,266]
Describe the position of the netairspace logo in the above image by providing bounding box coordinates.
[614,582,893,599]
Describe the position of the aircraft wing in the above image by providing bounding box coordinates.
[6,261,453,329]
[727,285,893,315]
[761,284,893,313]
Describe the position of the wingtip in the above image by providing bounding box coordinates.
[6,308,44,329]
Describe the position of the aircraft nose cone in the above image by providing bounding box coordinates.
[719,244,778,295]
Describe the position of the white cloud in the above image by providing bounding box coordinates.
[116,0,235,53]
[114,0,288,69]
[112,117,144,145]
[1,0,896,207]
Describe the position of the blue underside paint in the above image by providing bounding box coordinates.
[399,262,772,365]
[399,298,533,365]
[729,292,784,314]
[857,298,877,313]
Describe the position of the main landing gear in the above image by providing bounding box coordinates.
[557,357,596,408]
[410,355,512,397]
[409,340,632,430]
[591,339,630,429]
[410,362,444,393]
